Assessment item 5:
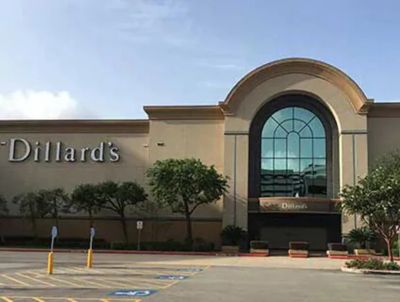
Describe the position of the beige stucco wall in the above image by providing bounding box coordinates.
[0,125,224,244]
[0,132,149,213]
[367,117,400,166]
[148,119,224,218]
[0,121,225,218]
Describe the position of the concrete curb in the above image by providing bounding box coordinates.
[0,247,220,256]
[0,247,397,260]
[341,266,400,275]
[0,247,268,257]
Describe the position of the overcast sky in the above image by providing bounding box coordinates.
[0,0,399,119]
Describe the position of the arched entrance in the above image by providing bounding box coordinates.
[248,94,341,250]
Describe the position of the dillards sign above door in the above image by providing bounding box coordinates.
[254,197,339,213]
[1,138,120,163]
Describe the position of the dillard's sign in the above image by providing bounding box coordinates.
[259,197,338,213]
[2,138,120,163]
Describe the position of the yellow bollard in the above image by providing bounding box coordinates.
[86,249,93,268]
[47,252,54,274]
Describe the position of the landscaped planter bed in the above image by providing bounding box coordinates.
[353,249,377,256]
[341,266,400,275]
[221,245,240,254]
[327,242,349,258]
[342,258,400,275]
[249,240,269,256]
[288,241,309,258]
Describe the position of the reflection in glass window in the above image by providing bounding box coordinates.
[260,106,327,197]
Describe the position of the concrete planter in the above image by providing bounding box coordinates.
[354,249,376,256]
[221,245,239,254]
[250,248,269,256]
[288,249,309,258]
[327,250,349,258]
[288,241,309,258]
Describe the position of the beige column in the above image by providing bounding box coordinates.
[222,132,249,230]
[340,131,368,234]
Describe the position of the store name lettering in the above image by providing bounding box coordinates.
[281,202,308,210]
[1,138,120,163]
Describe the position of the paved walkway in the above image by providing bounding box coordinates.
[0,251,348,271]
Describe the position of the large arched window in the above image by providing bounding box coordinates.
[260,106,327,197]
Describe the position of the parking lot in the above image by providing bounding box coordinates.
[0,251,208,301]
[0,251,398,301]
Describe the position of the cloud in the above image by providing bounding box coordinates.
[0,90,89,119]
[211,63,243,70]
[195,59,245,71]
[114,0,187,31]
[109,0,193,46]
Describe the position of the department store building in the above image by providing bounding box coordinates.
[1,58,398,250]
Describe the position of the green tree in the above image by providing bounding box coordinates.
[147,158,228,248]
[69,184,102,227]
[13,192,51,239]
[97,181,147,243]
[38,188,69,232]
[340,152,400,262]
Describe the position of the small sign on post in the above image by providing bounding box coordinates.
[48,226,57,274]
[87,227,96,268]
[137,220,143,251]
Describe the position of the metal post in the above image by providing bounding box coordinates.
[50,236,55,253]
[48,226,57,274]
[137,229,141,251]
[87,227,95,268]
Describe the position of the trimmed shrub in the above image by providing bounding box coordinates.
[345,259,400,271]
[0,237,110,249]
[192,237,215,252]
[289,241,309,250]
[327,242,347,251]
[111,239,215,252]
[250,240,269,250]
[345,227,376,249]
[221,225,245,246]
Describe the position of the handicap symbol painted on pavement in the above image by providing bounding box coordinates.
[109,289,157,297]
[177,268,203,273]
[156,275,188,280]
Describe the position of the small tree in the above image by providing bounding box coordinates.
[147,158,228,248]
[13,192,51,239]
[69,184,102,227]
[38,188,69,232]
[97,181,147,243]
[341,152,400,262]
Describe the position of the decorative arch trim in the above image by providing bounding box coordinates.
[220,58,369,115]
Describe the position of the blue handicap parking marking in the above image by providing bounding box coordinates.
[109,289,157,297]
[177,268,203,273]
[156,275,188,280]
